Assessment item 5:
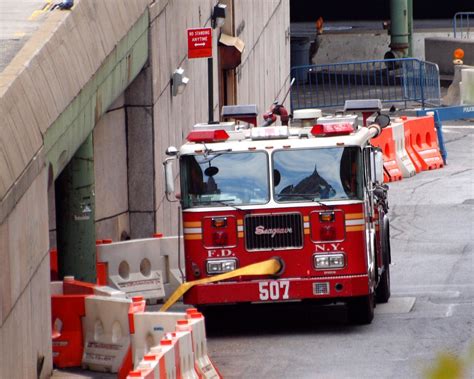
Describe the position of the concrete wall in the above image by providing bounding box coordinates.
[313,31,453,64]
[235,0,291,110]
[149,0,215,238]
[90,0,291,240]
[425,37,474,75]
[0,169,51,378]
[145,0,290,237]
[94,95,130,241]
[0,0,150,376]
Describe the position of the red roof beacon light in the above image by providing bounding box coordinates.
[311,122,354,137]
[186,129,230,143]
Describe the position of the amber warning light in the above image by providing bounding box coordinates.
[453,48,465,60]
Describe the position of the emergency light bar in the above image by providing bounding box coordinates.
[186,129,230,143]
[311,123,354,137]
[251,126,289,140]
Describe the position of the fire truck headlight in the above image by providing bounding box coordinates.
[206,259,237,274]
[314,254,345,269]
[315,255,330,268]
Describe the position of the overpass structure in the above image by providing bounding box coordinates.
[0,1,150,377]
[0,0,291,377]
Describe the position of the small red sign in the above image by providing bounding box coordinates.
[187,28,212,59]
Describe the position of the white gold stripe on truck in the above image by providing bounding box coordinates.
[345,219,364,226]
[183,221,203,240]
[183,227,202,234]
[345,213,365,232]
[304,221,311,235]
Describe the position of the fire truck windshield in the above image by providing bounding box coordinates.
[181,152,269,208]
[273,147,363,202]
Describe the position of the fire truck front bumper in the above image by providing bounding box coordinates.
[183,274,370,306]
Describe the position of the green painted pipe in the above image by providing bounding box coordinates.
[407,0,413,57]
[56,134,96,283]
[385,0,409,59]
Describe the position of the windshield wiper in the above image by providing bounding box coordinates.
[275,193,331,208]
[199,149,232,163]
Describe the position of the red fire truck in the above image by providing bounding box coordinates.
[163,103,391,324]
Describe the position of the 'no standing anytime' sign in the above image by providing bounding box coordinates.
[187,28,212,59]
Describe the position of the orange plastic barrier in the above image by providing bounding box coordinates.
[51,277,93,368]
[370,126,403,182]
[96,240,109,285]
[403,116,444,171]
[51,277,125,368]
[62,276,95,295]
[51,294,87,368]
[129,296,147,334]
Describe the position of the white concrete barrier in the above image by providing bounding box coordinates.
[127,310,221,379]
[159,236,185,295]
[97,238,166,302]
[127,356,157,378]
[461,68,474,105]
[131,312,186,368]
[181,311,221,379]
[82,296,132,373]
[151,340,177,379]
[391,122,416,178]
[94,285,128,298]
[165,331,199,379]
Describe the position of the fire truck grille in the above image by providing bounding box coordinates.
[244,213,303,251]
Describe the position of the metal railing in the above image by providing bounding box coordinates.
[290,58,441,111]
[453,12,473,39]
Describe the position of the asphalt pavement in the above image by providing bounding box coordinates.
[205,119,474,379]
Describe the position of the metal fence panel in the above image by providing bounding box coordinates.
[453,12,473,39]
[290,58,441,111]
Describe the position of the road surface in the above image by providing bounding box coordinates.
[206,120,474,379]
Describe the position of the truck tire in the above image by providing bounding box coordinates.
[384,216,391,264]
[347,294,374,325]
[376,218,391,303]
[376,258,390,303]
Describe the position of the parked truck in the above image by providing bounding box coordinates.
[163,101,391,324]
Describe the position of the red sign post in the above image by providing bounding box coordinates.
[187,28,212,59]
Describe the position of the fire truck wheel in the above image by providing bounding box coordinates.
[376,262,390,303]
[376,251,391,303]
[347,294,375,325]
[384,216,391,264]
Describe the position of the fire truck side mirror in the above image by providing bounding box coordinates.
[164,158,175,196]
[374,114,390,128]
[165,146,178,156]
[374,149,384,184]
